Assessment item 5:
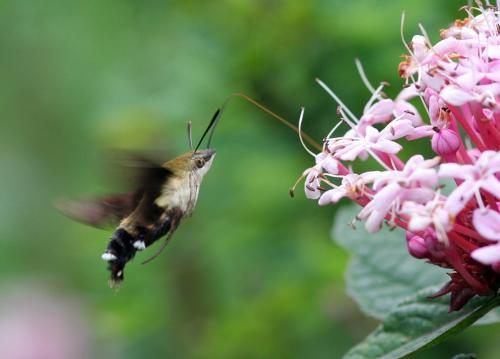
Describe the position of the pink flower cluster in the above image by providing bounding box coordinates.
[302,3,500,310]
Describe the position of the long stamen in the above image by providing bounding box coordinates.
[400,12,416,58]
[337,107,358,130]
[418,23,432,46]
[315,78,359,124]
[325,118,345,139]
[409,74,432,121]
[323,173,345,179]
[289,170,309,197]
[355,58,377,94]
[298,108,317,157]
[363,84,386,114]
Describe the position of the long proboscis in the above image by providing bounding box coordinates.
[194,108,222,152]
[204,93,322,152]
[235,93,322,151]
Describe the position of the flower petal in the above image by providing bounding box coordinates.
[365,210,386,233]
[471,243,500,265]
[371,139,402,154]
[316,152,339,174]
[438,163,473,179]
[440,85,475,106]
[337,144,366,161]
[473,208,500,241]
[444,180,475,215]
[372,182,402,212]
[318,188,346,205]
[409,214,432,231]
[482,176,500,199]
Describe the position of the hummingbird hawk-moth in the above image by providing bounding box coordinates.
[58,94,321,286]
[57,109,222,285]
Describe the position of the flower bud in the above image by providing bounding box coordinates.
[406,232,429,259]
[431,128,460,155]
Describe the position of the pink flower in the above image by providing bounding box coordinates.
[357,182,403,232]
[439,151,500,215]
[356,156,439,232]
[401,198,452,244]
[371,155,439,190]
[318,174,367,206]
[328,125,404,161]
[301,3,500,310]
[302,151,341,200]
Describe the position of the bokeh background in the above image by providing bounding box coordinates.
[1,0,499,358]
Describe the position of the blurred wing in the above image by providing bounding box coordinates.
[55,192,137,229]
[56,155,173,229]
[108,152,173,198]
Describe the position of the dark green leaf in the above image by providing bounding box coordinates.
[332,205,445,320]
[344,288,500,359]
[451,354,477,359]
[476,307,500,325]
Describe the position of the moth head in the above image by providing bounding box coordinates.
[166,149,215,176]
[169,108,220,177]
[190,149,216,177]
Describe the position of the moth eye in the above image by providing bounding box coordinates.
[195,159,205,168]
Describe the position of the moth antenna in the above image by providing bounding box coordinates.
[187,121,193,150]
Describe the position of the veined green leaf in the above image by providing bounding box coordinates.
[332,204,445,320]
[344,288,500,359]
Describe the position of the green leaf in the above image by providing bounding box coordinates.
[344,288,500,359]
[332,204,500,327]
[451,354,477,359]
[475,307,500,325]
[332,205,446,320]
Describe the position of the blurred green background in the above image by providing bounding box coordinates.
[1,0,499,358]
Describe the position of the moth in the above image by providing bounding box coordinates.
[58,94,320,286]
[57,110,222,285]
